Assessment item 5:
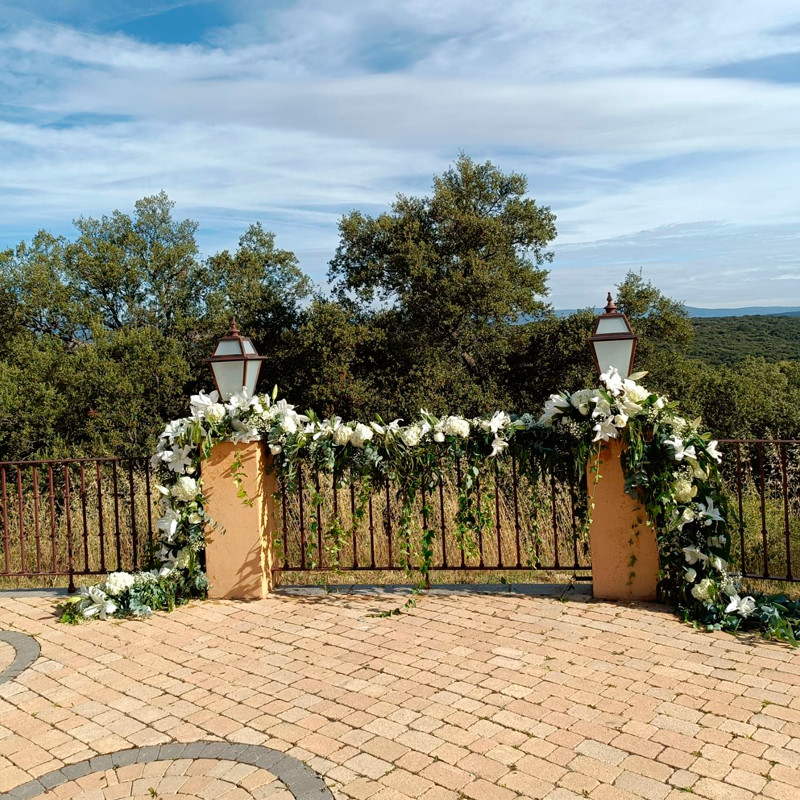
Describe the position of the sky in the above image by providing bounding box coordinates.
[1,1,800,309]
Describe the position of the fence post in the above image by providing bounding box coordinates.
[203,441,277,600]
[587,440,659,601]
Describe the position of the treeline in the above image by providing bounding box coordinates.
[1,155,799,461]
[691,315,800,365]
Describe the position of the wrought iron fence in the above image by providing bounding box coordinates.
[1,440,797,592]
[0,458,156,591]
[717,440,800,585]
[276,457,593,583]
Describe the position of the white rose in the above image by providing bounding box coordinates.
[683,568,697,583]
[171,476,199,503]
[351,423,374,448]
[623,382,650,404]
[433,430,445,442]
[188,512,203,525]
[206,403,226,423]
[333,425,353,446]
[104,572,135,596]
[269,443,282,455]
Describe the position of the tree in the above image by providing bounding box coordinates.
[0,195,309,459]
[328,154,557,415]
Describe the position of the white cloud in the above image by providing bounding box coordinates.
[1,0,800,306]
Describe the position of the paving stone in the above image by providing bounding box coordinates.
[0,594,798,800]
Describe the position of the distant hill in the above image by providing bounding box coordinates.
[685,306,800,318]
[554,306,800,318]
[691,315,800,365]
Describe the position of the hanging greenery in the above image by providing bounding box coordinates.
[58,371,800,644]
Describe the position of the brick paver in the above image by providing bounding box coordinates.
[0,591,798,799]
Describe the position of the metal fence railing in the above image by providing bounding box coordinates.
[0,458,156,591]
[1,439,797,592]
[718,440,800,584]
[276,458,593,584]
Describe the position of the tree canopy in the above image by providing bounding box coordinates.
[1,156,797,461]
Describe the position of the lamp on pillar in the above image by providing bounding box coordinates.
[205,318,266,400]
[588,292,639,378]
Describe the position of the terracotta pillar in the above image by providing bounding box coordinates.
[587,440,659,601]
[202,441,277,599]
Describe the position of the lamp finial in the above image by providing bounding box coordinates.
[229,316,240,335]
[604,292,617,314]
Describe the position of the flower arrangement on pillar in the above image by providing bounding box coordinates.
[59,369,800,643]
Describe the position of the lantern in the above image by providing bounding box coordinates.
[588,292,638,378]
[206,319,266,400]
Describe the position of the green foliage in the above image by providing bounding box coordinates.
[1,158,798,463]
[328,153,557,417]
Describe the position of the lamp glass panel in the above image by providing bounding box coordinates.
[211,360,245,400]
[593,339,634,378]
[244,361,262,395]
[242,339,257,354]
[214,339,243,356]
[595,316,630,335]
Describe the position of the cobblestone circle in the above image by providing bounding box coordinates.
[0,742,333,800]
[0,631,39,685]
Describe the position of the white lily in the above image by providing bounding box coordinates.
[599,367,624,395]
[682,545,707,565]
[189,390,221,420]
[487,411,511,434]
[696,496,724,527]
[157,509,180,543]
[665,437,696,462]
[538,394,570,425]
[592,417,619,442]
[79,585,117,619]
[705,440,722,464]
[490,436,508,457]
[725,595,756,617]
[161,444,194,474]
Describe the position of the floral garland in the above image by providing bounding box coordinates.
[59,370,800,643]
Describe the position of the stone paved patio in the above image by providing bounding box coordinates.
[0,591,798,800]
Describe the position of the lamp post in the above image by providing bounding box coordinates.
[205,318,266,400]
[588,292,638,378]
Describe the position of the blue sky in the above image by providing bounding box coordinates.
[1,0,800,308]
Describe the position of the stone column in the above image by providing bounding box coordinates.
[587,439,659,601]
[202,441,277,599]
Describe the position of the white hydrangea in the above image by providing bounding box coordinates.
[569,389,595,416]
[104,572,135,596]
[690,578,715,602]
[171,476,199,503]
[351,423,374,448]
[443,416,470,438]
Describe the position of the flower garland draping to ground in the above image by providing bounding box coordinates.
[59,370,800,643]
